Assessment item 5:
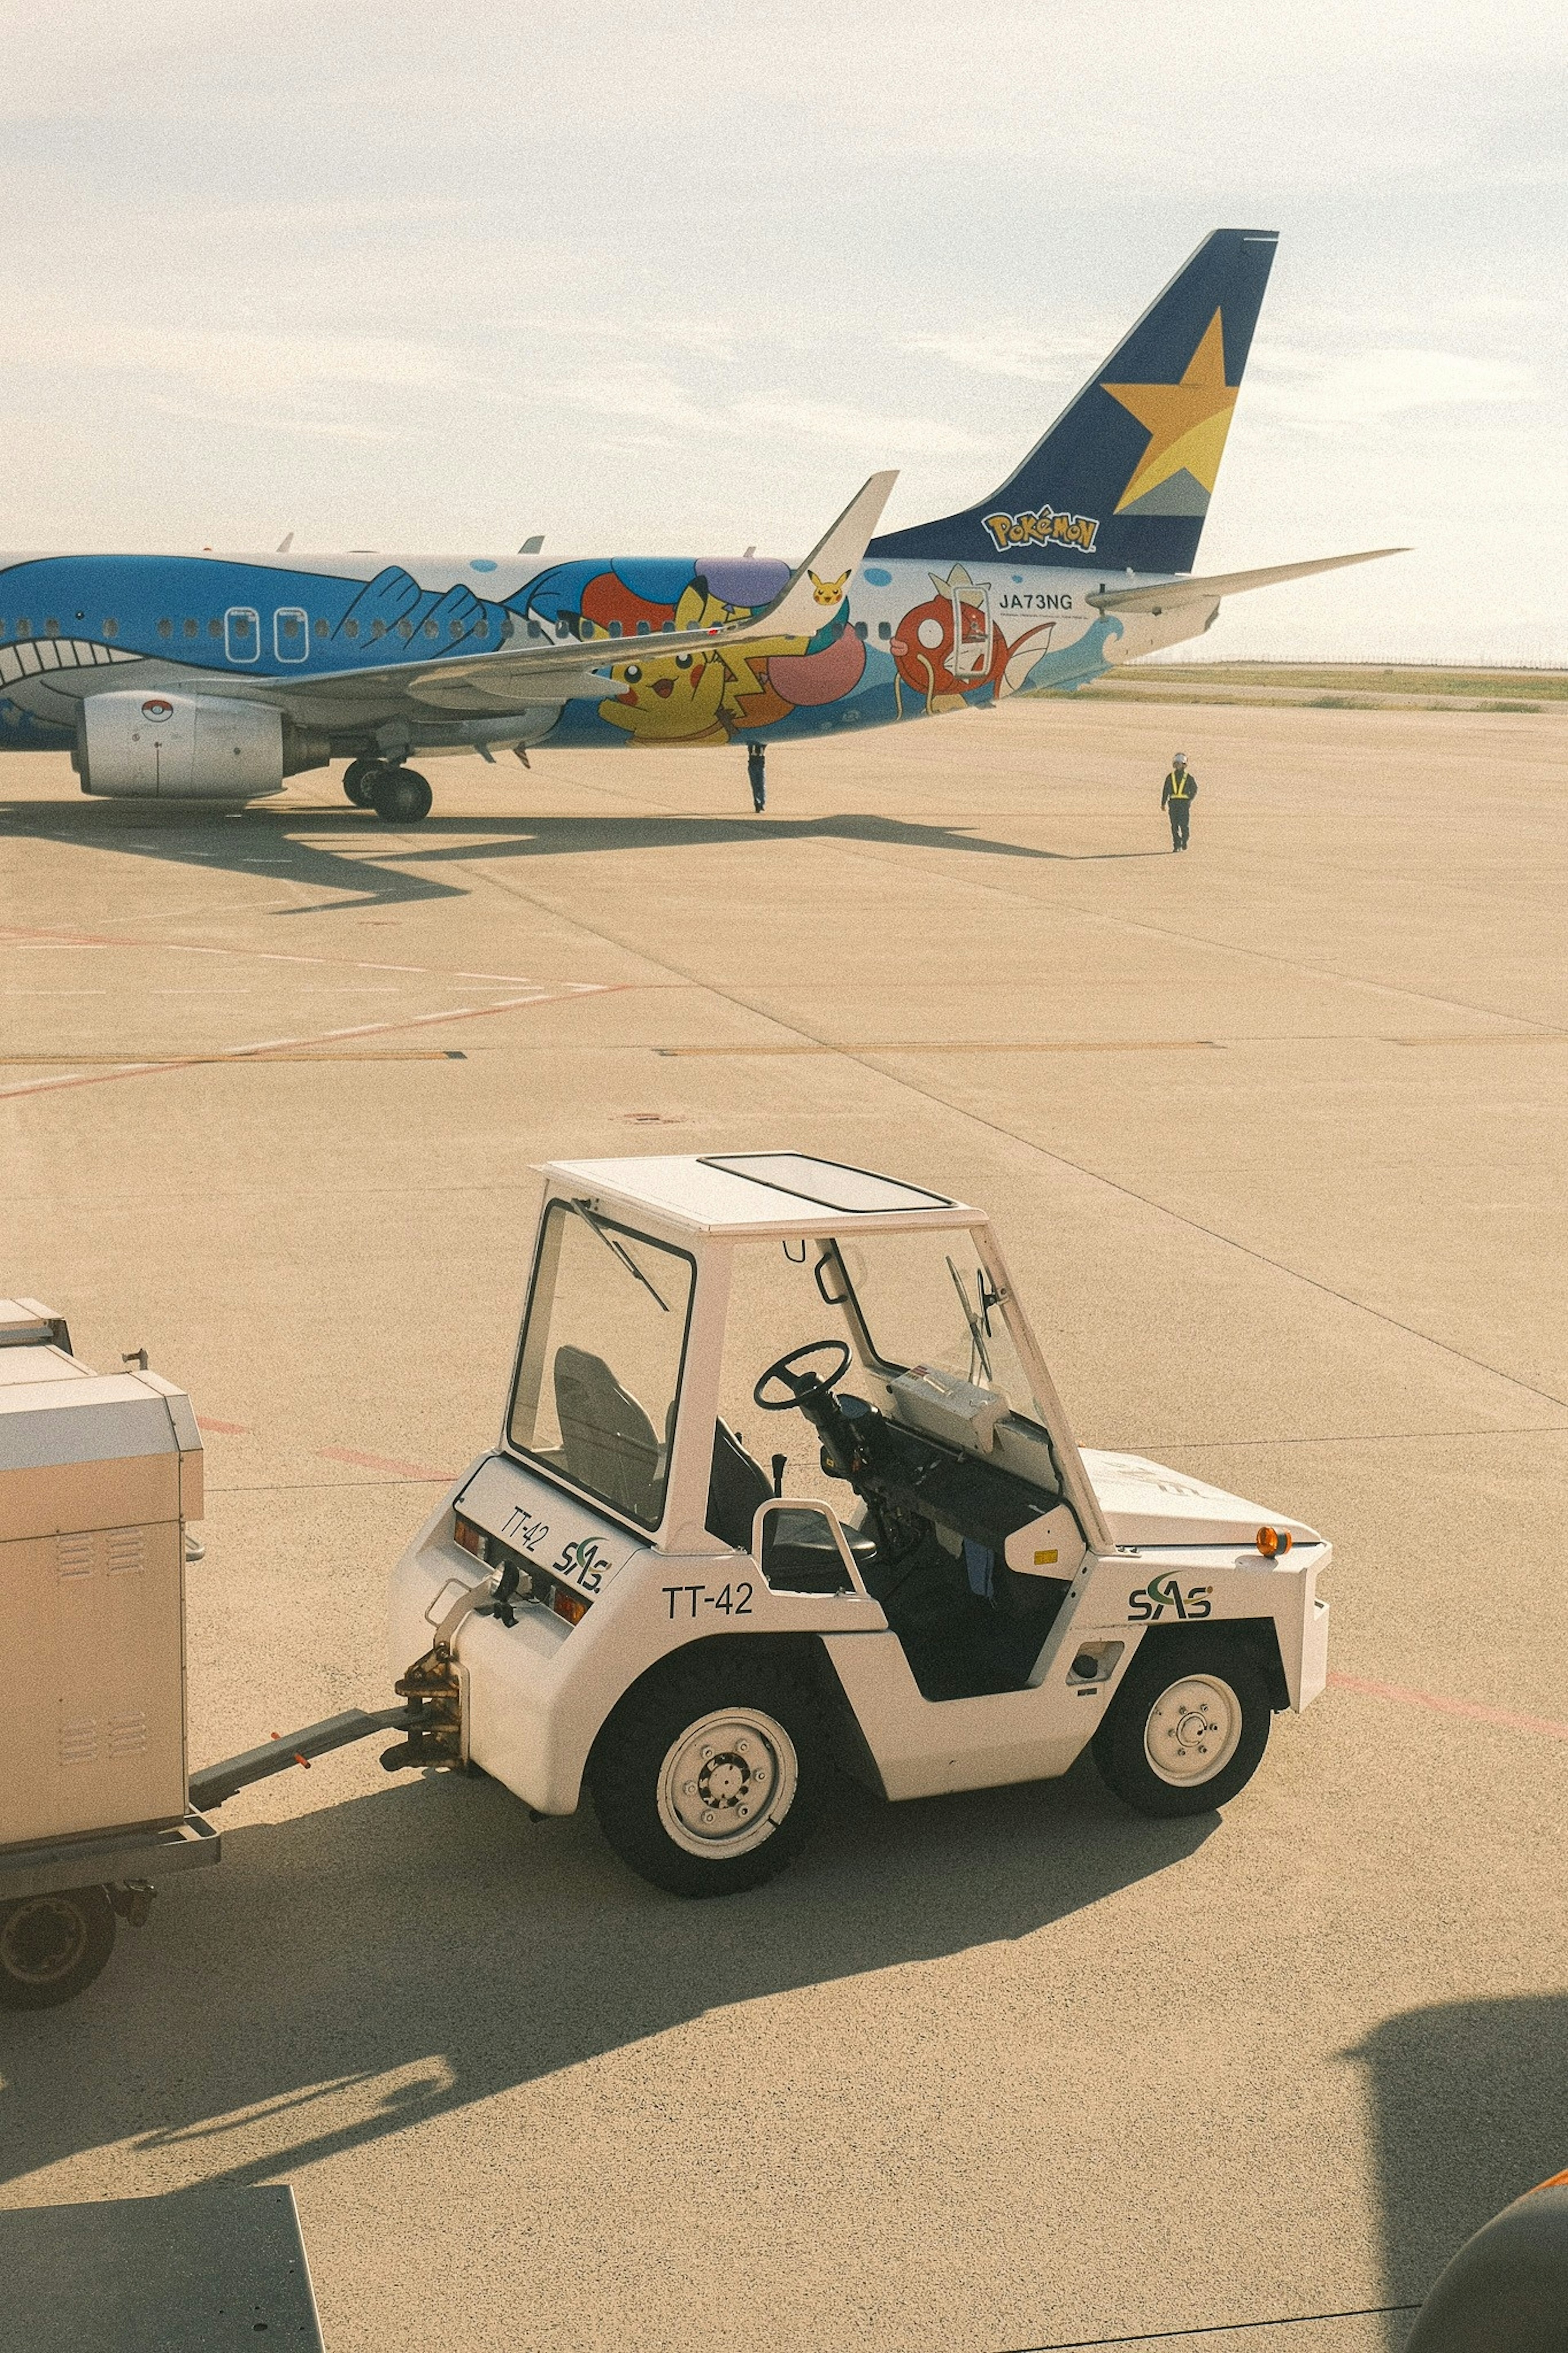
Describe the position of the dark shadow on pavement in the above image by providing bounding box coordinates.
[1350,1994,1568,2337]
[0,1763,1210,2192]
[0,797,1162,919]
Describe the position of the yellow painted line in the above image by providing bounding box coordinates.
[657,1039,1219,1059]
[1387,1031,1568,1046]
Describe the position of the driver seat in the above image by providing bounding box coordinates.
[554,1345,662,1518]
[705,1419,876,1592]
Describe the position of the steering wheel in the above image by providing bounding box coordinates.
[753,1338,853,1412]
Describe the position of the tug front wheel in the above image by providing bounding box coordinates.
[0,1885,116,2010]
[1092,1639,1272,1818]
[588,1648,828,1897]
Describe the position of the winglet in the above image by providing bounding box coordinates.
[740,470,899,640]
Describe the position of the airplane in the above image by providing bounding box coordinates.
[0,229,1400,824]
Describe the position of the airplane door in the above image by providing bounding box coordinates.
[273,606,309,663]
[224,606,259,663]
[949,576,993,680]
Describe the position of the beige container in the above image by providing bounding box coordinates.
[0,1300,202,1848]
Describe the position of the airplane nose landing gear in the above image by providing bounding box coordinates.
[746,742,766,813]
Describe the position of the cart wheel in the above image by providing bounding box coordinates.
[1093,1640,1272,1818]
[588,1651,829,1898]
[0,1885,116,2009]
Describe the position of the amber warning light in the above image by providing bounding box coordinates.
[1256,1526,1293,1558]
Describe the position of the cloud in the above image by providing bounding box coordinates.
[902,328,1109,385]
[1252,347,1540,426]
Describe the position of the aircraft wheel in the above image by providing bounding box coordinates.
[0,1886,116,2009]
[1092,1639,1271,1818]
[369,767,433,823]
[342,758,374,807]
[588,1648,828,1897]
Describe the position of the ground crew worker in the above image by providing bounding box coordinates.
[1161,752,1196,850]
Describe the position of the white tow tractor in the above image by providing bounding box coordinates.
[388,1152,1332,1896]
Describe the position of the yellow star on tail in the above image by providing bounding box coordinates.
[1102,312,1238,513]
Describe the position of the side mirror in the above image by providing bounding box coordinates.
[752,1498,867,1597]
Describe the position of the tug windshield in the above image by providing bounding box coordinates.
[508,1200,695,1528]
[828,1230,1045,1427]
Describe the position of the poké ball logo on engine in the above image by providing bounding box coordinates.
[982,505,1100,555]
[140,698,174,722]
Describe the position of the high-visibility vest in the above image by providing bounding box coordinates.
[1167,770,1193,798]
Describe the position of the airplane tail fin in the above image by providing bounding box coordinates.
[869,228,1278,577]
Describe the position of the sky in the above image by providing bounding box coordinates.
[2,0,1564,662]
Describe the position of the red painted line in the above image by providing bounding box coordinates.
[0,920,605,992]
[0,984,594,1102]
[196,1416,250,1435]
[316,1446,456,1481]
[1330,1670,1568,1742]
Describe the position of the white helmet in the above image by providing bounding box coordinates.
[1173,752,1187,763]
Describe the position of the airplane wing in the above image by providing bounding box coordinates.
[284,471,898,717]
[1086,547,1406,618]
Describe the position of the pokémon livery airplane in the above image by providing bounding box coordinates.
[0,230,1397,821]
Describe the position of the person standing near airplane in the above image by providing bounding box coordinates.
[1161,752,1197,850]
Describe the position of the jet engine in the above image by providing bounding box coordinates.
[74,691,328,799]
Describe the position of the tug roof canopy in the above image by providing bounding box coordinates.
[537,1153,979,1237]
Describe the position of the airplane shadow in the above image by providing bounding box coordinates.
[1350,1992,1568,2323]
[0,797,1165,918]
[0,1764,1210,2193]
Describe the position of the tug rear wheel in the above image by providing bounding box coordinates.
[588,1649,827,1897]
[1093,1640,1271,1818]
[369,767,433,823]
[0,1885,116,2009]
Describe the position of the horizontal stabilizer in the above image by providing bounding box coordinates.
[1088,546,1406,615]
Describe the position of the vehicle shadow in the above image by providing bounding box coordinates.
[0,1763,1211,2193]
[1349,1994,1568,2335]
[0,798,1156,919]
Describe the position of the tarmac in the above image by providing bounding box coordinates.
[3,693,1567,2353]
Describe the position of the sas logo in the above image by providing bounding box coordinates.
[140,698,174,722]
[1127,1573,1213,1623]
[982,505,1100,555]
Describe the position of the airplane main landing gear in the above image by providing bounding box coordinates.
[746,742,766,813]
[353,763,434,823]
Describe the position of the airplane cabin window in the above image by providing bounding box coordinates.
[156,619,172,639]
[184,618,198,638]
[372,619,386,638]
[398,619,412,639]
[422,618,438,639]
[314,617,328,638]
[635,619,650,634]
[103,619,118,638]
[475,618,489,638]
[208,618,221,637]
[45,618,60,637]
[16,618,31,636]
[878,620,891,640]
[608,620,623,637]
[854,620,868,639]
[345,618,360,639]
[527,620,543,639]
[449,618,463,639]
